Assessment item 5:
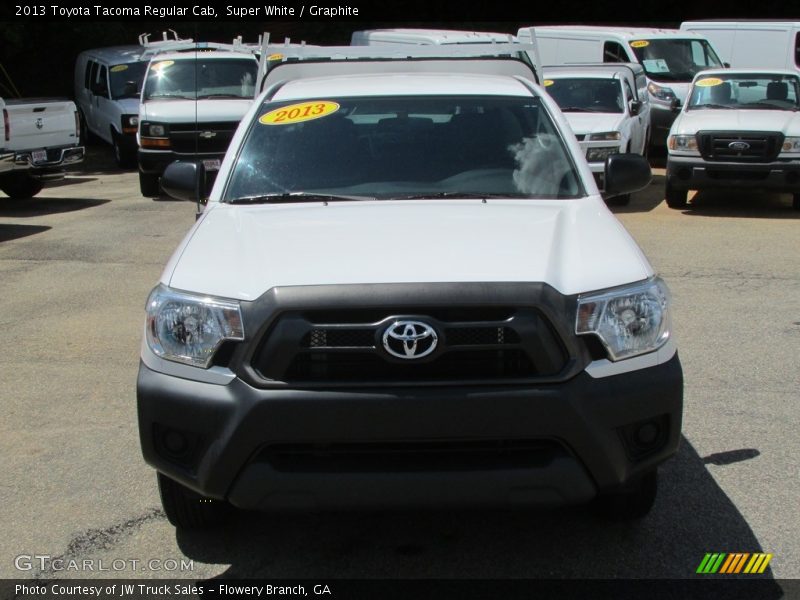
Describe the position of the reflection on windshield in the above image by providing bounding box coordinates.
[109,62,147,100]
[143,58,257,101]
[545,78,623,113]
[224,95,585,202]
[631,39,723,82]
[688,75,800,111]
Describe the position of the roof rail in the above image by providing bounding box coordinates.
[139,33,262,60]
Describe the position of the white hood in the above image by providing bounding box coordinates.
[117,97,140,115]
[672,109,800,136]
[563,113,625,136]
[164,198,652,300]
[140,99,254,123]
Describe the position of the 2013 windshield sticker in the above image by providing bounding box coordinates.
[150,60,174,72]
[543,79,555,87]
[259,101,341,125]
[110,65,129,73]
[696,77,724,87]
[630,40,649,48]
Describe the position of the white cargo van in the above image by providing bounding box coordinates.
[75,32,187,167]
[680,21,800,74]
[518,26,725,146]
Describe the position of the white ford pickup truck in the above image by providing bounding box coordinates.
[666,69,800,210]
[0,96,84,199]
[138,50,682,530]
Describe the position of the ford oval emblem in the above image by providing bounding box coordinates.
[728,141,750,151]
[382,320,438,360]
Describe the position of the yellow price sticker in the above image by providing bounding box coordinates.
[150,60,174,72]
[543,79,555,87]
[110,65,129,73]
[267,53,284,61]
[630,40,650,48]
[695,77,724,87]
[259,101,341,125]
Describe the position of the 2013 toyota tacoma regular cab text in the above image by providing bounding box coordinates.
[666,69,800,209]
[137,51,683,529]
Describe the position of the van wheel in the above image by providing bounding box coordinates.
[793,193,800,211]
[112,131,135,169]
[593,469,658,520]
[665,181,688,209]
[78,110,94,146]
[139,171,160,197]
[157,473,233,530]
[0,174,44,199]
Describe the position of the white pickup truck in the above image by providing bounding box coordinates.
[666,69,800,210]
[0,96,84,199]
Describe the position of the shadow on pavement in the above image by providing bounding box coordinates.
[609,173,665,214]
[0,223,51,242]
[174,437,783,593]
[0,197,110,217]
[680,190,799,219]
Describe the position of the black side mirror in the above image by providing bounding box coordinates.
[629,100,642,116]
[670,98,681,114]
[605,153,651,196]
[161,161,206,202]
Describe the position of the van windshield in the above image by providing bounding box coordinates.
[545,78,624,113]
[631,39,723,82]
[687,74,800,111]
[224,95,585,202]
[109,61,148,99]
[143,58,257,101]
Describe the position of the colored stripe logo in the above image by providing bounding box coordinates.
[697,553,773,574]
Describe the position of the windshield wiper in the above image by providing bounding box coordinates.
[197,94,246,99]
[558,106,600,113]
[388,192,525,200]
[147,93,194,100]
[741,102,792,110]
[227,192,375,205]
[690,103,735,110]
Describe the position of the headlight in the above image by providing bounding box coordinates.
[122,115,139,127]
[588,132,622,141]
[147,123,166,137]
[647,82,676,102]
[145,285,244,368]
[667,134,699,155]
[576,277,671,361]
[586,146,620,162]
[781,137,800,154]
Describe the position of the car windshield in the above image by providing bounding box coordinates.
[545,78,624,113]
[631,38,723,82]
[143,58,257,101]
[223,95,585,202]
[687,74,800,111]
[109,61,148,99]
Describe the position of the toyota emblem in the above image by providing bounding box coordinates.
[382,320,438,360]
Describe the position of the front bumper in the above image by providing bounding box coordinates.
[138,149,224,176]
[138,353,683,511]
[667,155,800,192]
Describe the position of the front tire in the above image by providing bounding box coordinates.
[665,181,688,209]
[157,472,233,530]
[139,171,160,197]
[593,469,658,520]
[0,174,44,199]
[793,193,800,211]
[112,131,135,169]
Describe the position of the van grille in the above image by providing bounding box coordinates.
[169,121,239,154]
[251,307,569,386]
[697,131,783,163]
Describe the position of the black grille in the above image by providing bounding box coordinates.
[169,121,239,154]
[257,439,564,472]
[252,307,569,385]
[697,131,783,162]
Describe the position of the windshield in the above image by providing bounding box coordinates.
[224,95,585,202]
[143,58,257,101]
[545,78,624,113]
[109,61,148,99]
[631,39,723,82]
[687,73,800,111]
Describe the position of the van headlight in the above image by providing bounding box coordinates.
[576,277,671,361]
[145,285,244,368]
[647,82,676,102]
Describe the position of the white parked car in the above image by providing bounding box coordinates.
[543,63,650,205]
[665,69,800,210]
[138,50,682,530]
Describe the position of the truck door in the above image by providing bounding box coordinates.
[90,64,112,144]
